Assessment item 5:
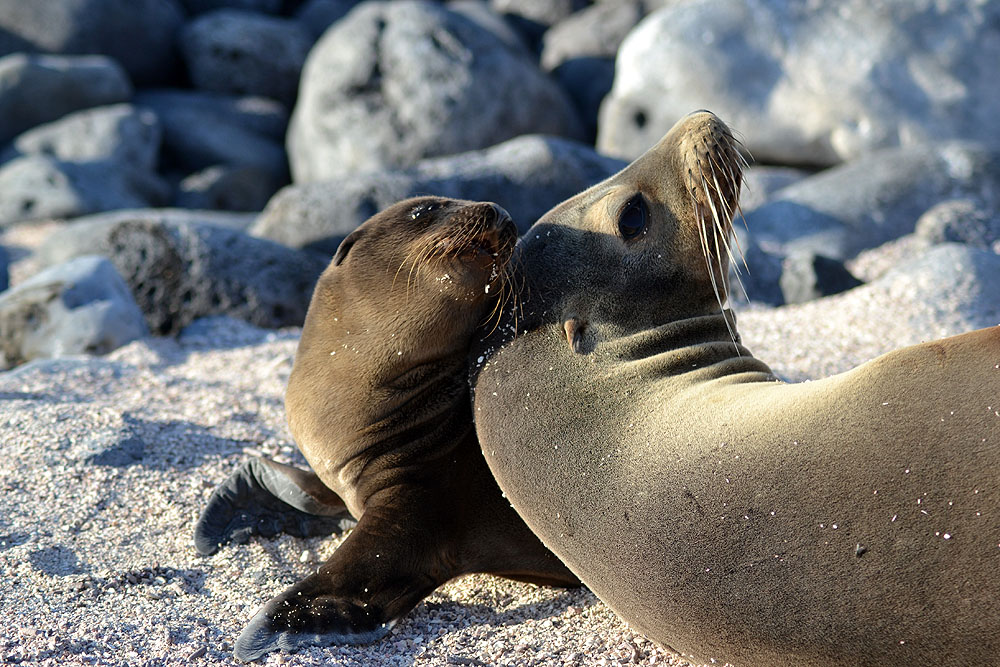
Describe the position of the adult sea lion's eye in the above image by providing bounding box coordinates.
[618,195,648,240]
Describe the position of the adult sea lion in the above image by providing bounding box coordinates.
[471,111,1000,666]
[195,196,578,662]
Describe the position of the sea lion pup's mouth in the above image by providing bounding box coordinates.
[434,202,517,266]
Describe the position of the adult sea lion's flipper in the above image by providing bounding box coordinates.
[194,456,354,556]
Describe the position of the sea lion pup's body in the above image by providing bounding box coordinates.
[471,112,1000,666]
[196,197,578,662]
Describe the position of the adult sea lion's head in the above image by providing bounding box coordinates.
[516,111,745,351]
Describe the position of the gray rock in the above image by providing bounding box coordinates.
[0,244,8,292]
[448,0,530,52]
[179,10,312,106]
[0,255,148,370]
[873,243,1000,334]
[738,243,1000,383]
[294,0,362,39]
[490,0,590,50]
[728,233,783,306]
[0,155,170,228]
[180,0,284,14]
[135,89,288,141]
[288,0,584,182]
[914,199,1000,250]
[35,210,327,335]
[134,89,289,180]
[744,142,1000,261]
[2,104,161,172]
[540,0,643,71]
[739,165,810,214]
[551,57,615,143]
[846,233,935,284]
[779,250,863,305]
[0,54,132,146]
[0,0,184,84]
[491,0,589,27]
[598,0,1000,166]
[254,134,626,254]
[175,165,279,212]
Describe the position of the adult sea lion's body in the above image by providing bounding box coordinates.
[471,112,1000,666]
[196,197,578,662]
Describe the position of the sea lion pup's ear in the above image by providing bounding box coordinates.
[333,229,364,266]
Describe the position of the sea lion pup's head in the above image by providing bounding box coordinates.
[298,196,517,377]
[316,197,517,358]
[516,111,745,349]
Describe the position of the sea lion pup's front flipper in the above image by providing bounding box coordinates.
[232,489,452,662]
[194,456,354,556]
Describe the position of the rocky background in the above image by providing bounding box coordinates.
[1,1,998,666]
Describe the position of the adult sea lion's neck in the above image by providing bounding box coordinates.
[597,310,777,381]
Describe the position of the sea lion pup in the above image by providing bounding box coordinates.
[196,196,578,662]
[470,112,1000,666]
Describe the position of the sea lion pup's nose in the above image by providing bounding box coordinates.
[488,202,512,226]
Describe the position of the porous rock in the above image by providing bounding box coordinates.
[0,0,184,84]
[0,155,170,228]
[179,10,312,106]
[598,0,1000,166]
[254,134,626,254]
[0,54,132,146]
[1,104,161,172]
[0,255,148,370]
[288,0,584,181]
[35,210,326,335]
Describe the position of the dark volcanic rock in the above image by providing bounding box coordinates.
[0,255,148,370]
[180,0,284,14]
[0,0,184,84]
[293,0,362,39]
[134,89,289,181]
[779,250,864,305]
[0,244,9,292]
[0,54,132,146]
[254,134,626,254]
[35,210,327,335]
[179,10,312,106]
[174,165,279,212]
[288,0,584,181]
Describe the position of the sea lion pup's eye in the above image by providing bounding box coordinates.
[410,201,443,220]
[618,194,648,240]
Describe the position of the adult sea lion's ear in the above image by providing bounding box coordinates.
[564,317,588,354]
[333,229,364,266]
